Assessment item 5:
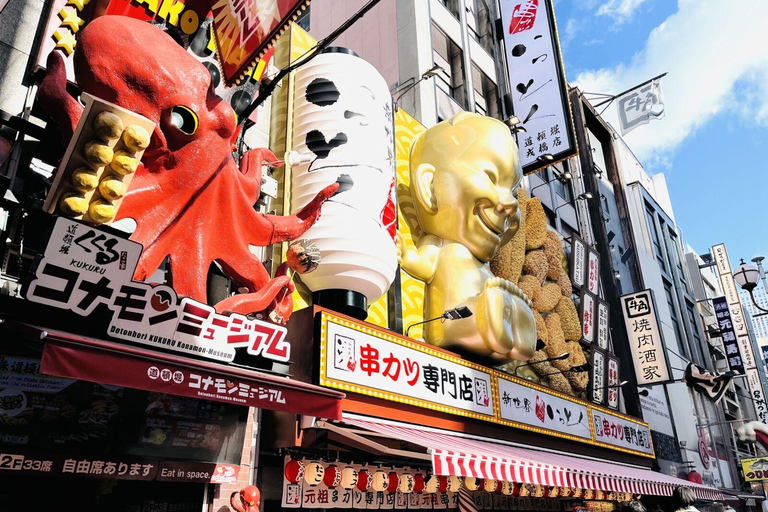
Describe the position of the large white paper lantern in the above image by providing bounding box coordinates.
[290,48,397,319]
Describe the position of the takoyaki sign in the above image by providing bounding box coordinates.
[26,217,289,363]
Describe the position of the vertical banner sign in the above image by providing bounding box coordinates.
[580,291,596,345]
[499,0,577,175]
[587,250,600,296]
[711,243,766,423]
[571,236,587,290]
[620,289,672,386]
[712,297,745,374]
[606,355,620,410]
[589,348,606,405]
[596,299,610,350]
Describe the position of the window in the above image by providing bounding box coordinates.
[668,229,685,282]
[467,0,495,55]
[437,0,461,20]
[665,280,687,355]
[471,65,499,118]
[645,206,665,270]
[295,6,310,31]
[432,25,467,107]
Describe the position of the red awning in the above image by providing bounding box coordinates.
[30,326,343,420]
[340,416,724,501]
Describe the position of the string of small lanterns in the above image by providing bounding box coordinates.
[283,459,635,501]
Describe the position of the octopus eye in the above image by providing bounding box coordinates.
[170,105,198,135]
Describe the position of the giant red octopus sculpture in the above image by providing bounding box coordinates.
[37,15,340,324]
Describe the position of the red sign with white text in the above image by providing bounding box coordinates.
[41,340,342,419]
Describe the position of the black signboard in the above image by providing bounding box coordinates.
[713,296,745,374]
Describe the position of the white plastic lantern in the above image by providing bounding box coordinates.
[340,466,358,489]
[483,479,498,493]
[290,49,397,319]
[304,462,325,487]
[501,482,515,496]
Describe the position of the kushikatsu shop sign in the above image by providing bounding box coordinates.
[26,217,289,363]
[317,311,654,457]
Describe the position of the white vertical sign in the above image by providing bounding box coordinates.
[712,243,766,423]
[620,289,672,385]
[499,0,576,174]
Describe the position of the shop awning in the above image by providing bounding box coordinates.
[325,416,723,501]
[29,326,344,420]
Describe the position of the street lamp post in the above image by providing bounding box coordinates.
[733,258,768,317]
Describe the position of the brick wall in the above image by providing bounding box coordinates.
[211,408,256,512]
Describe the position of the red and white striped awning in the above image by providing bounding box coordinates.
[341,417,723,501]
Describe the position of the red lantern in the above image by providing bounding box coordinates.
[324,465,341,488]
[512,483,521,496]
[413,474,425,494]
[385,472,399,493]
[284,460,305,483]
[438,476,449,493]
[357,469,372,491]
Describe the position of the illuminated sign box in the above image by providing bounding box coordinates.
[316,310,654,457]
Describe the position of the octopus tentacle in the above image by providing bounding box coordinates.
[37,51,83,148]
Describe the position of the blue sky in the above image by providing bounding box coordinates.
[556,0,768,265]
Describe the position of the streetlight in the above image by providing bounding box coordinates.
[554,192,593,212]
[733,258,768,317]
[393,64,445,111]
[404,306,472,337]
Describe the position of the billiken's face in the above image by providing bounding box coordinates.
[411,114,523,263]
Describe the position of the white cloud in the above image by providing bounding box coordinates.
[572,0,768,169]
[564,18,579,44]
[596,0,651,23]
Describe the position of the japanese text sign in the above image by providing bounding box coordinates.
[26,218,289,364]
[39,342,306,414]
[317,311,653,457]
[497,374,591,440]
[321,315,495,420]
[570,235,599,295]
[741,457,768,482]
[711,243,763,422]
[580,291,596,345]
[596,299,610,350]
[592,409,653,455]
[748,368,768,424]
[499,0,577,174]
[589,349,605,406]
[616,78,665,136]
[620,289,672,386]
[606,355,620,410]
[713,297,744,374]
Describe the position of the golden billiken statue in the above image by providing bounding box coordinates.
[397,113,537,363]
